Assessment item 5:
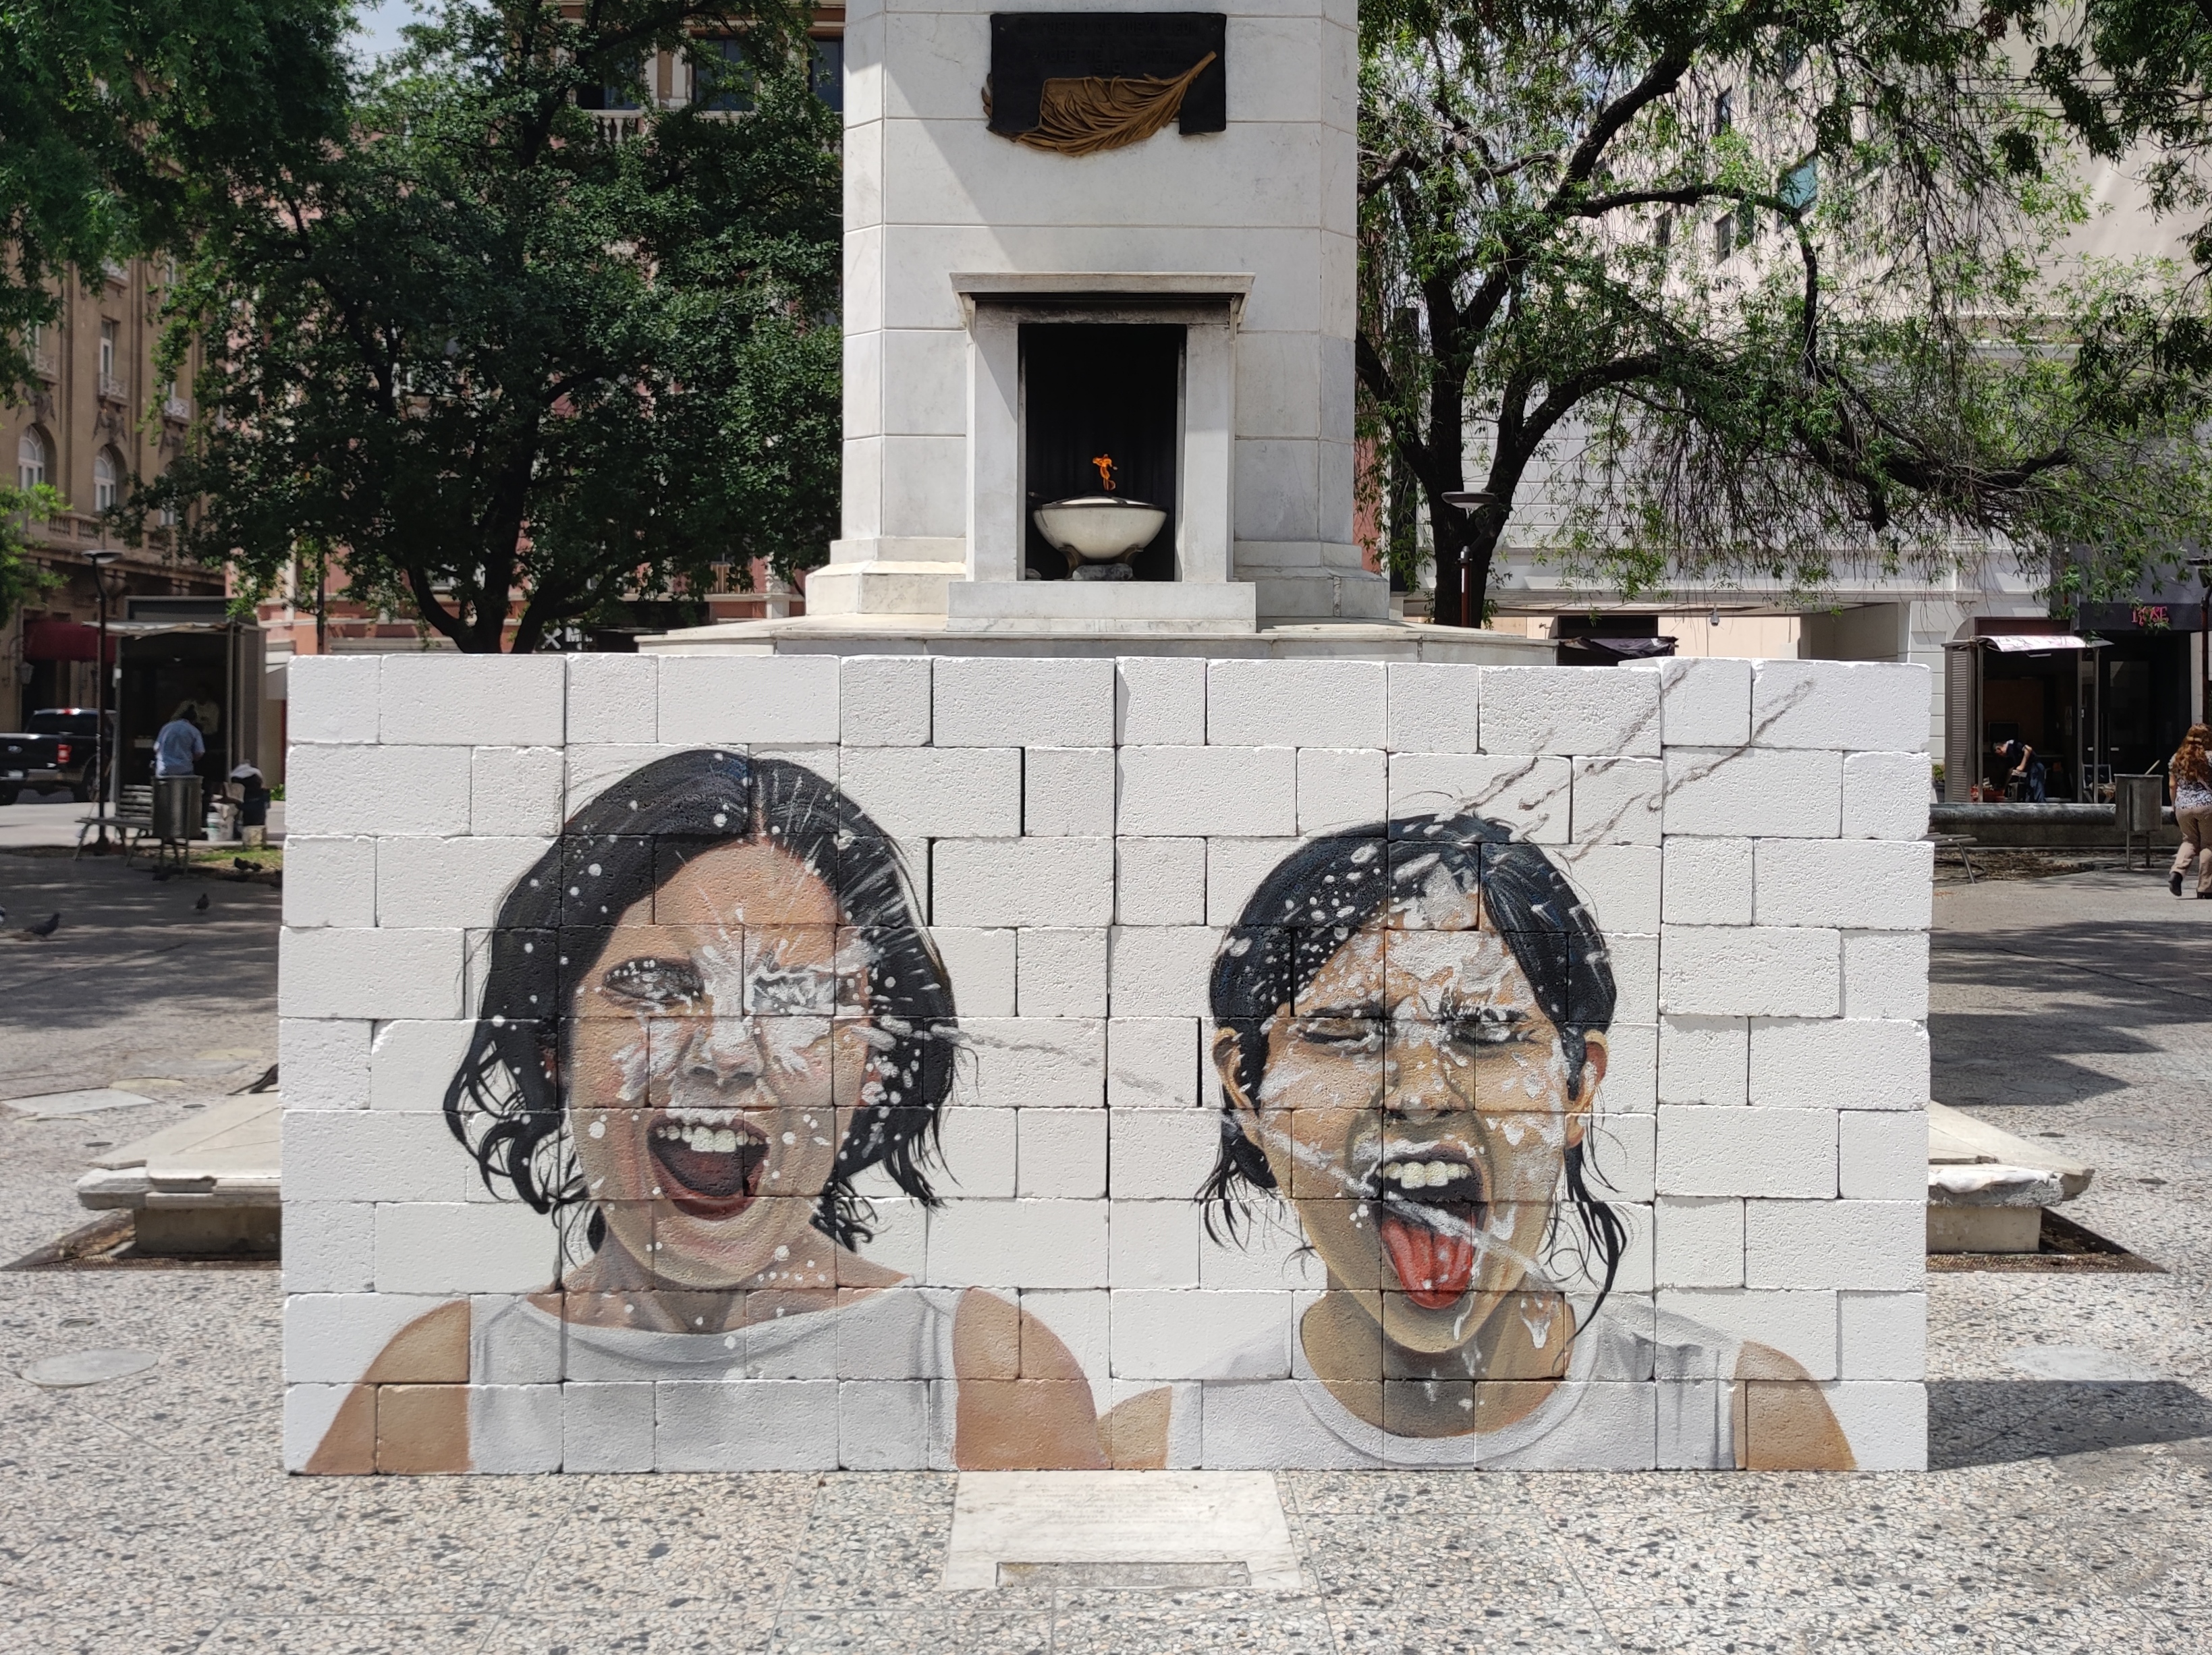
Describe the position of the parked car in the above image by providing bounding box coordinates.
[0,708,112,805]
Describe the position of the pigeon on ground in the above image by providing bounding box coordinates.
[9,913,59,941]
[192,892,209,913]
[233,858,257,874]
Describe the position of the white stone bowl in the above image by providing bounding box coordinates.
[1032,496,1168,562]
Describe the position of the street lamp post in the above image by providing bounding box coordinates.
[1439,490,1499,630]
[84,550,123,852]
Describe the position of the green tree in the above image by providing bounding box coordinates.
[1357,0,2212,623]
[148,0,837,652]
[0,0,352,394]
[0,482,64,621]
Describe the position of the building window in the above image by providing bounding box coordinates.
[93,447,121,511]
[577,56,644,110]
[99,320,117,381]
[695,38,754,111]
[1713,88,1732,135]
[1656,211,1673,250]
[16,428,49,490]
[1781,157,1818,213]
[812,38,844,112]
[1714,213,1733,260]
[1736,198,1756,246]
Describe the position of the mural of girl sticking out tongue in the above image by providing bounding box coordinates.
[1196,814,1855,1469]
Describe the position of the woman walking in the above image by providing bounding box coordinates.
[2170,725,2212,897]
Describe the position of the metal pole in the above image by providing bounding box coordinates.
[1440,491,1497,632]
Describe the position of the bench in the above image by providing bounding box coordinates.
[1926,832,1978,882]
[74,785,167,866]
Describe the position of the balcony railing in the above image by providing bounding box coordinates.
[97,372,128,402]
[163,395,191,420]
[30,349,57,382]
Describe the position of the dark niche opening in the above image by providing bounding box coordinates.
[1022,322,1181,582]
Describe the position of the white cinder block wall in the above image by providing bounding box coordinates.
[281,651,1929,1474]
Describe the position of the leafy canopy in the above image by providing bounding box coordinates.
[148,0,839,652]
[1358,0,2212,619]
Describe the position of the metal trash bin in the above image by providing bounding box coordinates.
[153,776,203,845]
[2116,773,2163,870]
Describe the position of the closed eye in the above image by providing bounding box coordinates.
[599,956,704,1009]
[1293,1011,1383,1050]
[1451,1005,1532,1046]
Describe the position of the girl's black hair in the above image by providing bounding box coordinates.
[443,748,956,1262]
[1200,810,1628,1309]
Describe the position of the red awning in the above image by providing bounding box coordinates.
[22,621,117,663]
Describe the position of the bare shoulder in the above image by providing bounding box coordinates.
[305,1301,473,1476]
[951,1288,1108,1470]
[1732,1341,1856,1471]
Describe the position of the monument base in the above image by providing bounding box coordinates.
[945,580,1257,634]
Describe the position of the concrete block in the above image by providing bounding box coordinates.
[561,743,696,819]
[1606,932,1660,1023]
[1120,747,1297,837]
[1658,658,1750,748]
[1109,1199,1202,1287]
[933,838,1113,927]
[1018,1109,1108,1198]
[658,655,839,745]
[1657,1017,1748,1105]
[1744,1200,1925,1291]
[1479,665,1660,756]
[1596,1021,1657,1113]
[1662,838,1753,926]
[932,927,1017,1017]
[283,1384,350,1471]
[472,747,565,838]
[1387,753,1571,842]
[937,1107,1018,1198]
[1652,1196,1744,1288]
[1205,837,1303,926]
[1551,843,1661,934]
[1837,1291,1927,1380]
[1116,837,1206,924]
[565,653,657,746]
[1108,926,1221,1017]
[562,1381,657,1472]
[1656,1106,1836,1199]
[1659,928,1839,1017]
[470,1384,565,1473]
[841,746,1020,837]
[1207,659,1386,748]
[924,1199,1109,1289]
[1572,757,1663,844]
[285,745,473,837]
[279,1018,371,1111]
[283,837,377,928]
[839,1380,934,1469]
[1837,1112,1929,1200]
[279,927,467,1020]
[281,1202,375,1294]
[1658,1288,1837,1380]
[283,1292,457,1383]
[1296,748,1387,835]
[959,1019,1106,1109]
[286,1111,474,1203]
[1749,1019,1928,1111]
[373,1202,557,1294]
[1020,1289,1109,1393]
[376,836,553,931]
[1754,839,1931,930]
[1821,1380,1928,1470]
[1107,1017,1202,1110]
[1842,751,1931,840]
[1586,1109,1655,1202]
[1661,746,1843,839]
[840,655,932,746]
[656,1378,839,1470]
[1113,1289,1290,1380]
[381,654,565,746]
[1385,661,1480,752]
[1752,661,1929,752]
[1117,656,1207,746]
[1026,747,1117,837]
[936,656,1114,748]
[1842,930,1929,1020]
[1111,1109,1220,1200]
[369,1019,475,1113]
[289,656,381,744]
[1018,928,1109,1017]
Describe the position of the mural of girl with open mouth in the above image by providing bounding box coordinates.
[308,748,1111,1473]
[1194,812,1854,1469]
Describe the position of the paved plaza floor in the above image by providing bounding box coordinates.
[1,849,2209,1652]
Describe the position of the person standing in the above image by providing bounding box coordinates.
[153,708,204,779]
[1995,737,2045,803]
[2169,724,2212,898]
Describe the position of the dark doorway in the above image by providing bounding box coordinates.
[2093,633,2192,779]
[1022,323,1180,581]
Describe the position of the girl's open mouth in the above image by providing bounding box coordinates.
[648,1113,770,1219]
[1373,1153,1488,1310]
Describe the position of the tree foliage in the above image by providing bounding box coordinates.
[1357,0,2212,620]
[0,483,64,623]
[0,0,351,395]
[148,0,839,652]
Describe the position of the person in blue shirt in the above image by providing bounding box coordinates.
[153,709,205,779]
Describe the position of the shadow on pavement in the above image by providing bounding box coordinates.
[1931,1378,2212,1469]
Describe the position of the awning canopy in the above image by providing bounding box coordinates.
[1976,634,2103,653]
[22,620,115,663]
[1558,634,1679,661]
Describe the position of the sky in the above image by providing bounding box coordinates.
[350,0,418,63]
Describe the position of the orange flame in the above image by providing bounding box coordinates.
[1091,453,1115,491]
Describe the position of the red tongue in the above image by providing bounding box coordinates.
[1379,1213,1476,1310]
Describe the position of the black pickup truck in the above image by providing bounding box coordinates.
[0,708,110,805]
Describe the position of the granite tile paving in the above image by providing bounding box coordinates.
[3,858,2211,1652]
